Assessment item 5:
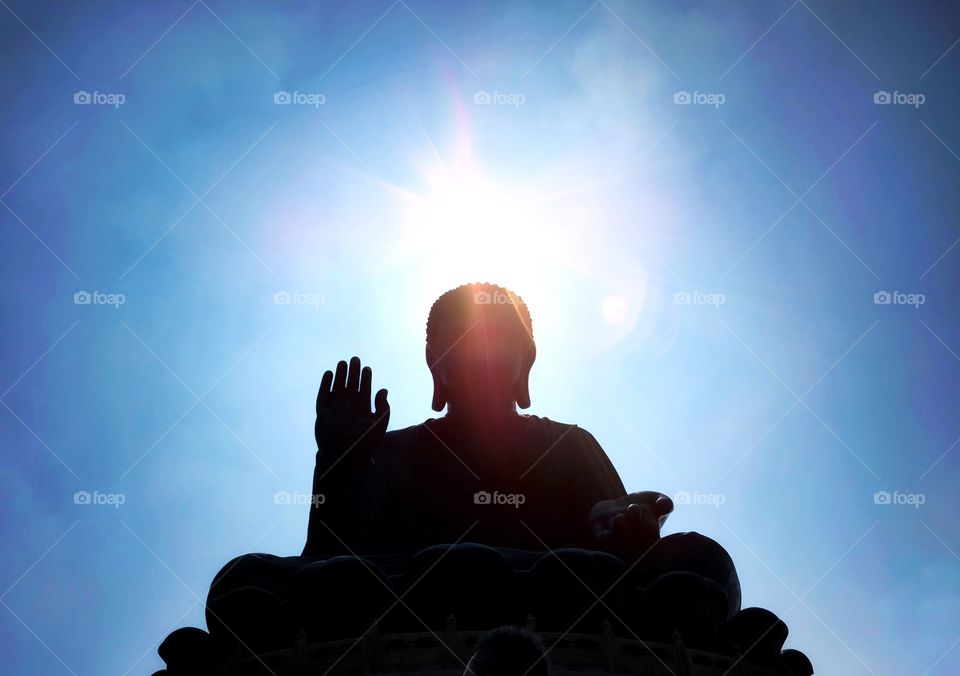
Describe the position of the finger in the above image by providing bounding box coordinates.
[626,503,650,523]
[316,370,333,411]
[654,495,674,517]
[616,508,646,536]
[611,506,640,528]
[627,508,659,544]
[610,513,629,538]
[374,388,389,417]
[332,360,348,406]
[626,504,659,532]
[346,356,361,394]
[359,366,373,412]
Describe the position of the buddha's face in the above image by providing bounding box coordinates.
[429,318,533,411]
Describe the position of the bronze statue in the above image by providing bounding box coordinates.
[205,282,742,653]
[148,283,823,675]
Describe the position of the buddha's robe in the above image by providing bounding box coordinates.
[303,414,626,557]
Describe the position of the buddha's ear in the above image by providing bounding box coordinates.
[515,341,537,409]
[426,345,448,412]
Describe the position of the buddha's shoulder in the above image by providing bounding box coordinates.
[381,423,424,450]
[523,418,618,485]
[524,415,600,449]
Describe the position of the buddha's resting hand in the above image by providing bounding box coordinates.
[314,356,389,465]
[589,491,674,560]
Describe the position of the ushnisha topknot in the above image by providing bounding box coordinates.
[426,282,533,351]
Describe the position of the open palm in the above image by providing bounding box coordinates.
[315,356,389,463]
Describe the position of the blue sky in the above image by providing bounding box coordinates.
[1,1,959,674]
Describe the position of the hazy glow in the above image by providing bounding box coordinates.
[601,294,629,324]
[390,154,589,346]
[403,166,549,277]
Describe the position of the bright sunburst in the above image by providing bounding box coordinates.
[402,165,549,283]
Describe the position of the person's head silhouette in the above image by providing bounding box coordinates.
[463,625,549,676]
[426,283,536,419]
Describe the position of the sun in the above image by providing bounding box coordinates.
[399,164,556,289]
[381,134,652,352]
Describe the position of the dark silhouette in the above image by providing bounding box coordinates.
[464,625,550,676]
[208,282,740,610]
[154,283,814,675]
[300,282,739,604]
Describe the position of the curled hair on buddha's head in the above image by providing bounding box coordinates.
[426,282,533,352]
[425,282,536,412]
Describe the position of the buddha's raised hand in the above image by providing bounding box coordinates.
[314,356,389,464]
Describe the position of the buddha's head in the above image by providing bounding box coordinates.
[426,283,536,415]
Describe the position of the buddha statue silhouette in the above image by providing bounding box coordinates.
[205,282,742,654]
